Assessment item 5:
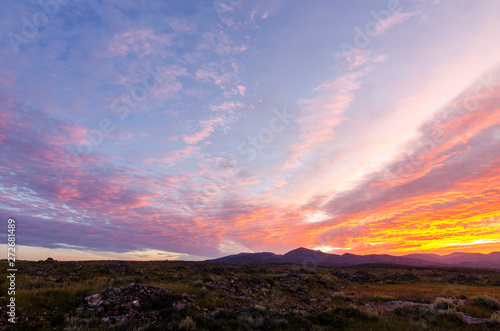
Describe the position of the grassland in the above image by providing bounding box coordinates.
[0,259,499,330]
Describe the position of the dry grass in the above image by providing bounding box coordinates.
[472,294,500,310]
[434,297,455,310]
[1,260,499,330]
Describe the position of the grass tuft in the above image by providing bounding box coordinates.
[434,297,455,310]
[472,295,500,310]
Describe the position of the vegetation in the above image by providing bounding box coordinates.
[472,295,500,310]
[0,259,499,330]
[434,297,455,310]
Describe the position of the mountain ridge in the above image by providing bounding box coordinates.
[206,247,500,269]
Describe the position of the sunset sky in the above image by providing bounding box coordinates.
[1,0,500,261]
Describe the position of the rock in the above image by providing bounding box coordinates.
[172,301,186,312]
[275,273,303,287]
[389,272,419,282]
[100,262,141,275]
[24,267,69,282]
[211,266,227,275]
[61,261,82,268]
[331,270,377,283]
[353,271,378,282]
[447,273,479,283]
[69,283,173,326]
[86,294,103,307]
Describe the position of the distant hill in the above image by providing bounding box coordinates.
[207,247,500,269]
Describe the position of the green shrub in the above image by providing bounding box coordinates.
[437,308,463,323]
[457,303,492,318]
[332,291,347,300]
[361,308,379,320]
[369,295,393,302]
[178,316,196,330]
[472,295,500,310]
[434,297,455,310]
[394,303,437,321]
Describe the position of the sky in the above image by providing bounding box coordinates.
[1,0,499,261]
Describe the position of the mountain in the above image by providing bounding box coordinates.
[209,252,282,264]
[207,247,500,269]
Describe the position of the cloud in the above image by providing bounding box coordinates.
[377,12,415,35]
[183,116,228,144]
[164,17,197,34]
[210,101,244,112]
[219,239,254,254]
[304,67,500,254]
[195,68,230,86]
[282,69,365,170]
[336,49,387,69]
[108,29,174,58]
[237,85,246,96]
[197,30,247,55]
[2,0,499,261]
[144,146,201,165]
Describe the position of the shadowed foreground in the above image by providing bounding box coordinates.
[1,259,500,330]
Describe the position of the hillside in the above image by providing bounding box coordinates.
[208,248,500,269]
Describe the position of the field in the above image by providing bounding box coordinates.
[1,259,500,330]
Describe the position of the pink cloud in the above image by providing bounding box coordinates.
[194,68,233,86]
[197,31,248,55]
[306,70,500,254]
[210,101,244,112]
[336,49,387,69]
[183,116,227,144]
[377,12,415,35]
[108,29,173,57]
[282,69,366,170]
[144,146,201,166]
[237,85,246,96]
[164,17,197,34]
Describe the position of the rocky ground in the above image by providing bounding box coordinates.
[0,260,499,330]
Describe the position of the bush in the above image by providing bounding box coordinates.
[332,292,347,300]
[361,308,379,320]
[178,316,196,331]
[394,303,437,321]
[492,312,500,323]
[308,307,367,328]
[472,295,500,310]
[437,308,463,323]
[457,303,492,318]
[369,295,393,302]
[434,297,455,310]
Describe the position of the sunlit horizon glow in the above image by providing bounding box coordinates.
[1,0,500,261]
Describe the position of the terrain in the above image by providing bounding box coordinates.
[209,247,500,270]
[1,257,500,330]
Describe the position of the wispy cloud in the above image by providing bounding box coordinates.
[377,12,415,35]
[1,0,500,260]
